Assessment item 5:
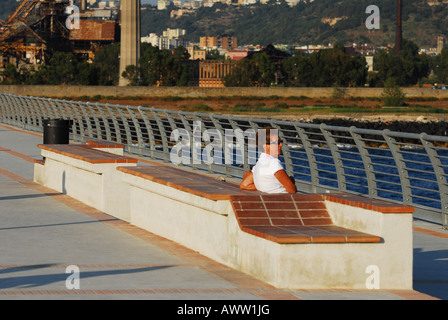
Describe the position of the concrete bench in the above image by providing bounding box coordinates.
[117,165,414,290]
[34,144,137,221]
[34,144,414,290]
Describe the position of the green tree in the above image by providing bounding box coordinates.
[281,47,367,87]
[223,52,275,87]
[376,39,430,86]
[122,65,140,86]
[92,43,120,85]
[1,64,21,84]
[139,43,189,86]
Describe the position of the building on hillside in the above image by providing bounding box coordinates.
[142,28,188,50]
[225,49,248,60]
[158,37,190,50]
[158,0,170,10]
[163,28,187,39]
[200,36,218,49]
[437,35,445,54]
[186,46,206,60]
[141,33,160,47]
[170,9,195,18]
[200,36,237,50]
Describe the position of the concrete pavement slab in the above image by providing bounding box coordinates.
[0,124,444,301]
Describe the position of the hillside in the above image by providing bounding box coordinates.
[141,0,448,47]
[2,0,448,47]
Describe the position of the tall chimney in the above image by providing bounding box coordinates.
[119,0,141,86]
[395,0,402,54]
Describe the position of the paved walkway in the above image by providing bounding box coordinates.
[0,123,447,301]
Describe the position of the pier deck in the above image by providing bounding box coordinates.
[0,123,447,300]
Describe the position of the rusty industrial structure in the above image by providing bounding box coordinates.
[0,0,119,69]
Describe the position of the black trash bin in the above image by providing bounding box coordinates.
[43,119,71,144]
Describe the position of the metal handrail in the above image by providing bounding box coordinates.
[1,93,447,228]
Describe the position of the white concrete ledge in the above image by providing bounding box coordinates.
[34,144,137,222]
[34,145,414,290]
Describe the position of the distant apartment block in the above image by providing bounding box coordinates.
[141,33,160,47]
[200,36,237,50]
[163,28,187,39]
[158,0,170,10]
[142,28,188,50]
[142,36,189,50]
[200,36,218,49]
[158,37,190,50]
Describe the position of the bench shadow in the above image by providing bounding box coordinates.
[413,247,448,300]
[0,193,62,201]
[0,265,174,289]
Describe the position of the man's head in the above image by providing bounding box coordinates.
[257,127,283,158]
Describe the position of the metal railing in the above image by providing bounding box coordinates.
[1,92,447,228]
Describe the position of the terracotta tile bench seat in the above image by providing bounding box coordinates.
[117,166,383,244]
[231,194,381,244]
[85,140,125,149]
[117,165,263,201]
[38,144,137,164]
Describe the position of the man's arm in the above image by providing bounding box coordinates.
[240,170,257,191]
[274,169,296,194]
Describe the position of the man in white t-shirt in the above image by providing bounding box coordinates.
[240,127,296,194]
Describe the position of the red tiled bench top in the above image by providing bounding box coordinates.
[85,140,124,149]
[37,144,137,164]
[324,193,414,214]
[117,165,262,200]
[230,194,382,244]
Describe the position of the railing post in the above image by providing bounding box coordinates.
[9,94,22,128]
[209,114,227,175]
[0,94,6,124]
[95,103,112,142]
[116,106,133,152]
[350,126,378,198]
[177,112,199,169]
[81,102,94,139]
[382,129,412,206]
[105,103,122,144]
[420,133,448,229]
[89,102,102,140]
[138,106,156,159]
[294,124,319,193]
[127,106,144,156]
[69,101,86,142]
[320,123,347,192]
[151,109,169,163]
